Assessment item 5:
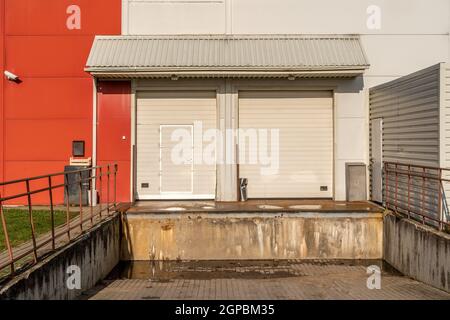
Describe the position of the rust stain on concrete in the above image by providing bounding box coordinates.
[121,212,383,261]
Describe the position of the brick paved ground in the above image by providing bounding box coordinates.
[81,261,450,300]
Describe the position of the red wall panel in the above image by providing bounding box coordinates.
[5,36,94,78]
[0,0,5,186]
[4,78,92,119]
[97,81,131,203]
[5,0,121,36]
[1,0,122,205]
[5,119,92,160]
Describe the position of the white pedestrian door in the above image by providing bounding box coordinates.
[160,125,193,195]
[371,118,383,203]
[136,91,216,200]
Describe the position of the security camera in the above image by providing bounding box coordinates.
[4,71,19,81]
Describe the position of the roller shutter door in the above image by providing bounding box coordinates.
[238,91,333,198]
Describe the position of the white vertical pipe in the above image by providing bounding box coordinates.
[91,78,98,206]
[225,0,233,35]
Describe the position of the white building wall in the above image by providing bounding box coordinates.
[122,0,450,87]
[122,0,226,35]
[122,0,450,200]
[333,77,368,200]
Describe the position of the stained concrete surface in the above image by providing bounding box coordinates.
[384,212,450,292]
[122,200,384,261]
[81,260,450,300]
[128,200,383,214]
[0,214,121,300]
[122,211,383,261]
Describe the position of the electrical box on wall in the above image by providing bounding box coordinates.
[72,140,85,157]
[70,140,91,166]
[346,163,367,201]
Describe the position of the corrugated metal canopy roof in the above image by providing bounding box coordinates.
[85,35,369,78]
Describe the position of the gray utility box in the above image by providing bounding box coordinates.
[64,166,91,206]
[345,163,367,201]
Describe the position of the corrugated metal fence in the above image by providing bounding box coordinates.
[369,63,449,231]
[369,64,441,167]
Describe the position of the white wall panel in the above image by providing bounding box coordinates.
[361,35,449,86]
[125,0,226,35]
[123,0,450,89]
[231,0,449,34]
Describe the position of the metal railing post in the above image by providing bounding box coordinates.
[395,163,398,212]
[64,173,71,240]
[385,162,389,209]
[438,168,443,231]
[107,164,110,215]
[421,167,426,225]
[0,194,15,273]
[48,176,55,250]
[407,165,411,220]
[90,168,94,226]
[114,164,117,209]
[99,167,103,218]
[25,180,38,263]
[78,171,83,232]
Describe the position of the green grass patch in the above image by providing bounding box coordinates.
[0,209,79,252]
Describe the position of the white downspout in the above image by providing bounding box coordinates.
[92,78,98,205]
[225,0,233,35]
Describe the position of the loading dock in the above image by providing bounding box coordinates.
[86,35,370,201]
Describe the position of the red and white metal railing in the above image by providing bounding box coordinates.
[0,164,118,276]
[384,162,449,232]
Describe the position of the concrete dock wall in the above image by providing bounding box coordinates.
[121,212,383,261]
[384,212,450,292]
[0,214,121,300]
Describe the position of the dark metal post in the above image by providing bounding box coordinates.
[395,163,398,212]
[99,167,103,218]
[438,168,443,231]
[64,173,71,240]
[407,165,411,219]
[107,164,110,215]
[90,168,94,226]
[421,167,426,224]
[48,176,55,250]
[114,164,117,209]
[78,171,83,232]
[385,162,389,209]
